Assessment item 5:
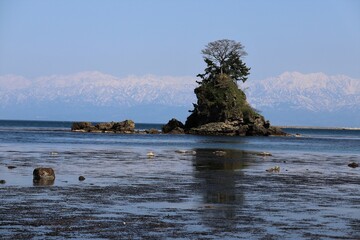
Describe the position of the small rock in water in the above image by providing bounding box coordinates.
[7,165,16,169]
[145,128,160,134]
[258,152,272,157]
[33,167,55,180]
[0,180,6,184]
[175,150,196,155]
[213,150,226,156]
[147,151,155,158]
[348,162,359,168]
[266,166,280,173]
[79,176,86,181]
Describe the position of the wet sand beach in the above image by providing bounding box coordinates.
[1,145,359,239]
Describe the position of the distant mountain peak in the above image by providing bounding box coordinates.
[244,72,360,112]
[0,71,359,126]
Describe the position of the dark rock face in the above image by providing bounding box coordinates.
[71,122,92,131]
[162,118,185,134]
[185,75,286,136]
[33,168,55,186]
[33,168,55,180]
[348,162,359,168]
[145,128,160,134]
[187,118,285,136]
[71,120,135,133]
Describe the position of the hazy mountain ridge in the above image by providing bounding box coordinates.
[0,71,197,107]
[243,72,360,112]
[0,71,359,125]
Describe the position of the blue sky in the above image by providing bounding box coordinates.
[0,0,359,80]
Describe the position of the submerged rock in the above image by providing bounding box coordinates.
[145,128,160,134]
[7,165,17,169]
[213,150,226,156]
[348,162,359,168]
[266,166,280,173]
[33,168,55,180]
[0,180,6,184]
[147,151,155,158]
[79,176,86,181]
[257,152,272,157]
[175,150,197,155]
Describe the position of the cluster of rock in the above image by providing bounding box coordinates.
[160,117,285,136]
[187,118,285,136]
[71,120,135,133]
[70,117,284,136]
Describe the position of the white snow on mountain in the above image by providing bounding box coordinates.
[0,71,197,107]
[1,71,359,111]
[243,72,360,112]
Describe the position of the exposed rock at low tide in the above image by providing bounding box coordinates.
[145,128,160,134]
[187,118,286,136]
[33,168,55,185]
[71,120,135,133]
[348,162,359,168]
[33,168,56,180]
[162,118,185,134]
[266,166,280,173]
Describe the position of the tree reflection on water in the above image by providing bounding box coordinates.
[192,149,254,230]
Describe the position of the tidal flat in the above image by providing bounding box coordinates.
[0,146,359,239]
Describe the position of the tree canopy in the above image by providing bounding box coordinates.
[197,39,250,83]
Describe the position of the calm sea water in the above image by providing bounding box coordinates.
[0,120,359,239]
[0,120,359,154]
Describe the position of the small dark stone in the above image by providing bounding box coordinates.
[0,180,6,184]
[79,176,86,181]
[145,128,160,134]
[7,165,16,169]
[348,162,359,168]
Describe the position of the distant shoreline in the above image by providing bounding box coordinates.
[278,126,360,130]
[0,119,359,131]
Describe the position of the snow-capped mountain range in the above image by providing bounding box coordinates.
[243,72,360,112]
[0,71,359,126]
[0,71,197,107]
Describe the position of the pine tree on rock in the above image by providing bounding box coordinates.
[185,39,285,136]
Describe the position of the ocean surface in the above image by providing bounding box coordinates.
[0,120,359,239]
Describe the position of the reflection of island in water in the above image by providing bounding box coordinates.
[192,149,254,230]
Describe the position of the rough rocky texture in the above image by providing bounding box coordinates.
[71,122,92,131]
[187,118,285,136]
[71,120,135,133]
[33,168,56,181]
[185,74,286,136]
[162,118,185,134]
[145,128,160,134]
